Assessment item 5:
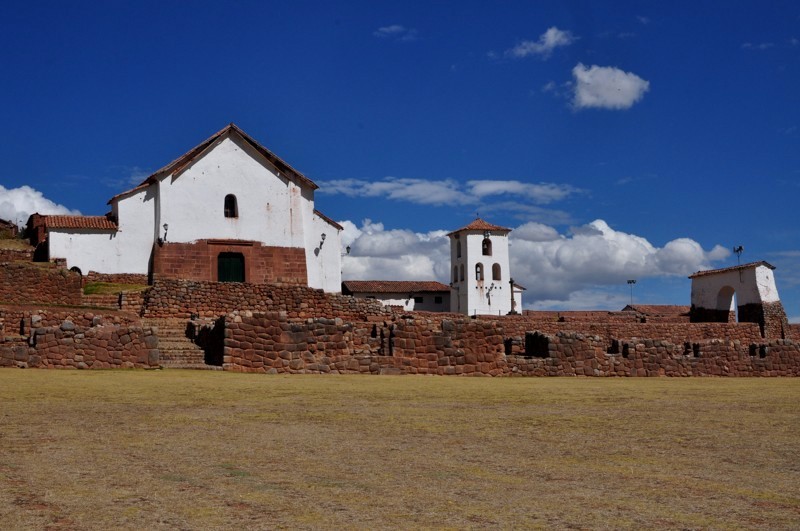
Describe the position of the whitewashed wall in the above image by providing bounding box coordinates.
[349,291,450,312]
[304,210,342,293]
[450,231,511,316]
[691,265,780,310]
[49,187,155,275]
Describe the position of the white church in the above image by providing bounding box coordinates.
[28,124,343,292]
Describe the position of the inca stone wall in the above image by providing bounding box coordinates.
[143,279,393,320]
[0,262,82,306]
[222,312,800,376]
[0,311,159,369]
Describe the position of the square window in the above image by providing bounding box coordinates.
[434,296,443,304]
[414,296,423,303]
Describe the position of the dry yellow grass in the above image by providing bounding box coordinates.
[0,371,798,529]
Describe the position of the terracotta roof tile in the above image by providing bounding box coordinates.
[40,215,117,231]
[448,218,510,236]
[109,123,318,204]
[689,261,775,278]
[342,280,451,294]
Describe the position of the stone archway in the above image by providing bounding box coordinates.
[690,261,791,339]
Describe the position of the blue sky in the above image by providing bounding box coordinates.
[1,1,798,320]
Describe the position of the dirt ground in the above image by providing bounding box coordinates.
[0,371,798,529]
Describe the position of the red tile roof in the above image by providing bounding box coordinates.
[109,123,318,204]
[39,215,118,231]
[448,218,511,236]
[314,209,343,231]
[342,280,451,294]
[689,261,774,278]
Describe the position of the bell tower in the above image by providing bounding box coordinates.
[448,218,512,316]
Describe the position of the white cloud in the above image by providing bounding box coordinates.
[373,25,418,42]
[320,178,581,210]
[338,217,728,310]
[322,178,473,206]
[341,219,451,282]
[0,185,80,226]
[741,42,774,50]
[571,63,650,110]
[506,27,576,59]
[467,180,581,204]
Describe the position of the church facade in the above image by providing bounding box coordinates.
[28,124,343,292]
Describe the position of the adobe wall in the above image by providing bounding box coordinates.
[0,262,82,306]
[0,313,159,369]
[222,312,800,376]
[143,279,392,320]
[152,240,308,285]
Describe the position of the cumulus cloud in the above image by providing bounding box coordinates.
[510,219,728,303]
[339,217,728,310]
[320,177,581,209]
[341,219,451,282]
[0,185,80,226]
[506,27,576,59]
[571,63,650,110]
[373,25,418,42]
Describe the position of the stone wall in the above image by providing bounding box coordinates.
[152,240,308,285]
[222,312,800,376]
[0,262,82,306]
[0,248,33,262]
[0,314,159,369]
[143,279,392,320]
[496,316,764,346]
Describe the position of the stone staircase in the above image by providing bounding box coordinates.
[142,318,222,370]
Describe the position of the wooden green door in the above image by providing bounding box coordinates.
[218,252,245,282]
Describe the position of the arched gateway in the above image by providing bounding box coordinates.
[689,261,791,340]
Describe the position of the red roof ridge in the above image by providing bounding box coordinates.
[108,123,318,204]
[447,217,511,236]
[314,209,343,231]
[36,214,117,231]
[689,261,775,278]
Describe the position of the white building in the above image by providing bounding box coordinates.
[449,218,521,316]
[342,280,451,312]
[29,124,342,292]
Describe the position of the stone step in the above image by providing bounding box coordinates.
[160,363,223,370]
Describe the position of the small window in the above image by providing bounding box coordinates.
[453,266,458,282]
[414,296,423,303]
[492,263,501,281]
[456,240,462,258]
[224,194,238,218]
[434,296,443,304]
[482,238,492,256]
[460,264,465,282]
[475,263,484,281]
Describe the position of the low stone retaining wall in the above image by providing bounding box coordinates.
[0,262,82,306]
[0,315,159,369]
[85,271,149,285]
[143,279,392,320]
[0,248,34,262]
[222,312,800,376]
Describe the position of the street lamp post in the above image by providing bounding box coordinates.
[627,279,636,306]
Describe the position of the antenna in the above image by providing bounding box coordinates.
[733,245,744,265]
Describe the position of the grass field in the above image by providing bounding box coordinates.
[0,372,798,529]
